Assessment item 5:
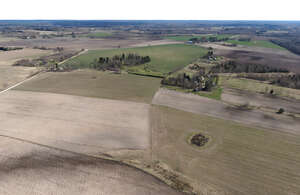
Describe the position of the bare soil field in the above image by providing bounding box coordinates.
[0,37,168,50]
[0,66,37,90]
[0,90,150,154]
[151,105,300,195]
[14,70,161,103]
[0,48,52,90]
[222,88,300,114]
[152,88,300,135]
[201,43,300,73]
[0,136,182,195]
[0,48,51,65]
[129,39,181,47]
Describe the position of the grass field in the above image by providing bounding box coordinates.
[14,70,161,103]
[151,105,300,195]
[165,34,233,42]
[62,44,207,77]
[219,76,300,100]
[84,32,112,38]
[226,39,286,50]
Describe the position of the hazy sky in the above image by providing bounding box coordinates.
[1,0,300,20]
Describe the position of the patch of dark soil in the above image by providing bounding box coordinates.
[250,56,263,60]
[190,134,209,147]
[214,49,300,73]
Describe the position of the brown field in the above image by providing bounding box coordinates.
[0,48,51,65]
[219,75,300,100]
[0,37,172,50]
[14,70,161,103]
[0,136,182,195]
[0,90,150,154]
[201,42,300,73]
[151,105,300,195]
[222,88,300,114]
[0,48,52,90]
[152,88,300,135]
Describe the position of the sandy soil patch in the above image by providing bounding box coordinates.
[0,90,150,154]
[152,88,300,135]
[0,136,181,195]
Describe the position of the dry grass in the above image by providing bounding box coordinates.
[151,105,300,195]
[219,76,300,100]
[14,70,161,103]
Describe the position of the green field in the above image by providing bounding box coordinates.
[14,70,161,103]
[62,44,207,77]
[151,105,300,195]
[226,40,286,50]
[84,32,112,38]
[165,34,233,42]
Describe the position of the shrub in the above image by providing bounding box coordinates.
[277,108,285,114]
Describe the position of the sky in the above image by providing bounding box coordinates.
[1,0,300,20]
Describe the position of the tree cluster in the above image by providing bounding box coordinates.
[162,72,218,92]
[211,60,289,74]
[0,46,23,51]
[92,53,151,71]
[271,74,300,89]
[13,50,81,70]
[189,36,229,43]
[271,39,300,55]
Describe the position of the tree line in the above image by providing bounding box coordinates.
[271,39,300,55]
[92,53,151,71]
[189,36,229,43]
[0,46,23,51]
[210,60,289,74]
